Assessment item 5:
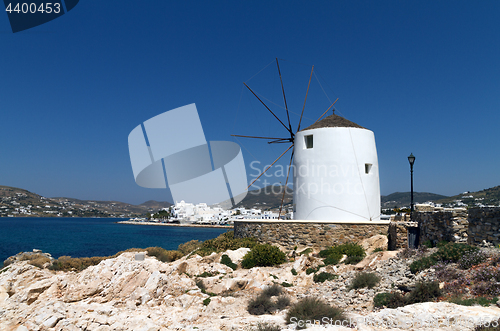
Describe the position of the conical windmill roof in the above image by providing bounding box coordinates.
[300,114,366,131]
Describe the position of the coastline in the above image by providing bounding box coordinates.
[116,220,233,229]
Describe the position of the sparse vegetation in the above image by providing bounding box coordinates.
[178,240,202,255]
[48,246,182,272]
[253,322,281,331]
[448,295,498,307]
[262,283,283,297]
[373,281,441,308]
[194,231,257,257]
[286,297,346,329]
[298,248,312,256]
[196,271,219,278]
[203,298,211,306]
[305,266,322,275]
[410,243,481,273]
[291,268,297,275]
[247,284,290,315]
[319,243,366,266]
[313,272,337,283]
[373,292,406,308]
[349,272,380,290]
[275,295,291,310]
[405,281,441,304]
[247,294,276,315]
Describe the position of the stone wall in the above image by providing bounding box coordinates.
[415,208,468,244]
[388,215,414,250]
[468,207,500,246]
[234,220,390,251]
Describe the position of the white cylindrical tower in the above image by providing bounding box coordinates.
[293,114,380,221]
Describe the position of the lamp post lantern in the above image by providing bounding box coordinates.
[408,153,415,216]
[407,153,418,248]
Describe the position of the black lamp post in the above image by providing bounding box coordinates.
[407,153,419,248]
[408,153,415,216]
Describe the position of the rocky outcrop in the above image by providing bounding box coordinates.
[1,246,500,330]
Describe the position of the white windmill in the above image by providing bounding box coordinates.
[233,59,380,222]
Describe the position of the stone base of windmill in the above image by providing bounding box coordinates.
[233,219,391,251]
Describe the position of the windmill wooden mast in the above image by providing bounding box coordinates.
[232,58,338,217]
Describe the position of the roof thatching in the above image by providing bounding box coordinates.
[300,114,365,131]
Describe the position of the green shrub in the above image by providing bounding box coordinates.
[349,272,380,290]
[345,255,364,265]
[323,253,342,266]
[436,240,449,248]
[335,243,366,258]
[281,282,293,287]
[241,244,286,268]
[422,240,433,248]
[203,298,211,306]
[247,293,276,315]
[220,254,237,270]
[409,255,438,273]
[196,231,257,257]
[286,297,346,330]
[434,243,479,263]
[411,243,480,274]
[448,296,499,307]
[306,266,321,275]
[405,281,441,304]
[313,272,337,283]
[262,284,283,297]
[319,243,366,266]
[291,268,298,276]
[373,247,384,253]
[373,292,406,308]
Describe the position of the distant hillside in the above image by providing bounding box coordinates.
[138,200,172,210]
[234,185,293,210]
[0,185,171,218]
[434,185,500,207]
[381,192,449,208]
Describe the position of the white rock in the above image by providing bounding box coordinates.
[222,248,251,263]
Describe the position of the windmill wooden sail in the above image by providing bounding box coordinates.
[233,59,380,222]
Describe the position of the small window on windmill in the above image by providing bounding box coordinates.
[305,135,313,149]
[365,163,372,174]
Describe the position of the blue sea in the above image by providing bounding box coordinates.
[0,217,230,263]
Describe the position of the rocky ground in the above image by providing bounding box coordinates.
[2,237,500,331]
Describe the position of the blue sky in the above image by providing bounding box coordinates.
[1,1,499,205]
